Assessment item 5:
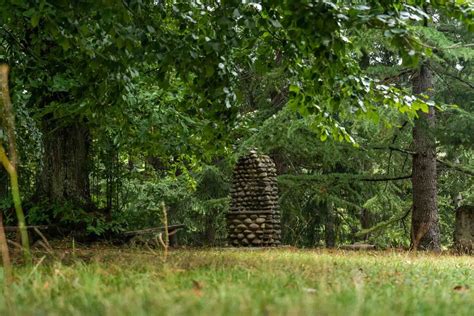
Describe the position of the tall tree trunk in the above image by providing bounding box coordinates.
[411,62,441,251]
[37,119,92,209]
[358,208,372,242]
[204,208,217,246]
[305,215,318,247]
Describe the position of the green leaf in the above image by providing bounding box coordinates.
[270,19,282,28]
[205,65,215,77]
[419,102,429,113]
[31,14,40,27]
[289,85,300,93]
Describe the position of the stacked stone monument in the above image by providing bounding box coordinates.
[227,151,281,247]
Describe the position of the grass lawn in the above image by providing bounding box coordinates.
[0,247,473,316]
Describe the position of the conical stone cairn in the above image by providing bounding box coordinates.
[227,150,281,247]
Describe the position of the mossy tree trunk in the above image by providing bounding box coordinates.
[37,119,92,210]
[0,64,30,262]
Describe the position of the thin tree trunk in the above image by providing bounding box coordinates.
[411,62,441,251]
[0,212,12,285]
[105,145,117,215]
[205,208,217,246]
[358,208,372,242]
[324,200,336,248]
[0,64,30,262]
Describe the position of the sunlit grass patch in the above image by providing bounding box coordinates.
[0,248,473,316]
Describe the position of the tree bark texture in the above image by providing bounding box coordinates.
[411,62,441,251]
[37,120,91,208]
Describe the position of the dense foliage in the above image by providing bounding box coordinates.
[0,1,472,249]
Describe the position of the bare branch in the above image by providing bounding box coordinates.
[371,146,416,155]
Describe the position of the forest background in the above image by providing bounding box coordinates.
[0,0,473,253]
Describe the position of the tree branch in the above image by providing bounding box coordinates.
[0,26,41,62]
[437,159,474,176]
[279,173,412,183]
[360,174,412,182]
[381,68,414,84]
[371,146,416,155]
[429,63,474,90]
[440,71,474,89]
[442,43,474,49]
[355,207,411,238]
[369,147,474,176]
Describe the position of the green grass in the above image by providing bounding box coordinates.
[0,248,473,316]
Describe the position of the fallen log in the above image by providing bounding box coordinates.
[123,224,185,236]
[3,225,55,232]
[339,243,376,251]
